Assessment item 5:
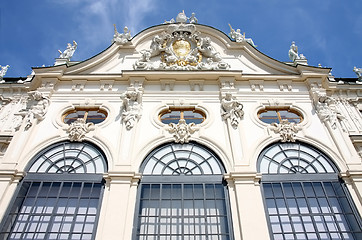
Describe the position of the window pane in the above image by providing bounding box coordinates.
[1,181,103,239]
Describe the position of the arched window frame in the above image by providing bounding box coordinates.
[258,142,362,240]
[133,142,234,240]
[0,141,108,240]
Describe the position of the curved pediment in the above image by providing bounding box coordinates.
[36,16,322,77]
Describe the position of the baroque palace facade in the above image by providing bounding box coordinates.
[0,11,362,240]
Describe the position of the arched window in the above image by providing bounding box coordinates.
[0,141,107,240]
[134,142,233,240]
[258,142,362,240]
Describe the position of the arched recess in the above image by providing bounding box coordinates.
[0,141,108,240]
[258,141,362,240]
[133,142,234,240]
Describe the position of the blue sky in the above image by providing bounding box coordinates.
[1,0,361,78]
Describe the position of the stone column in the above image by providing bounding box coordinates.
[225,172,270,240]
[96,172,141,240]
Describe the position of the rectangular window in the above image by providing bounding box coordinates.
[0,181,103,240]
[136,183,230,240]
[263,181,362,240]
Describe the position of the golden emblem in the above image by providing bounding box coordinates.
[172,40,191,57]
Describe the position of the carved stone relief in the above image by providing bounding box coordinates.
[66,118,95,142]
[18,91,50,130]
[113,25,131,44]
[134,23,230,71]
[315,95,344,130]
[168,119,197,144]
[120,87,143,130]
[270,119,301,142]
[220,93,244,128]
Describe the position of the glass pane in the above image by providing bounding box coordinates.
[160,111,181,124]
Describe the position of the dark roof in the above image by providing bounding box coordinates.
[1,77,28,84]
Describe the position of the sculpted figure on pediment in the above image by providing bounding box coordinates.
[353,67,362,82]
[120,88,143,130]
[66,118,95,142]
[221,93,244,128]
[113,25,131,44]
[58,41,77,60]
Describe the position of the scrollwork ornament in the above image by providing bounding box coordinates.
[271,120,301,142]
[168,119,197,144]
[66,118,95,142]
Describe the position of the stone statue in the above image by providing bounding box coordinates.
[23,91,50,130]
[288,41,306,62]
[221,93,244,127]
[168,119,197,144]
[66,118,95,142]
[271,119,300,142]
[176,10,187,23]
[120,88,143,130]
[0,65,10,82]
[353,67,362,81]
[229,24,244,42]
[189,12,198,24]
[58,41,77,59]
[113,25,131,44]
[198,37,222,62]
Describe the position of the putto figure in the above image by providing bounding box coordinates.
[221,93,244,128]
[23,91,50,130]
[113,25,132,44]
[58,41,77,59]
[120,88,143,130]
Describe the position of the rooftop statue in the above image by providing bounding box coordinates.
[164,11,198,24]
[58,41,77,59]
[288,41,306,62]
[113,25,131,44]
[0,65,10,83]
[353,66,362,82]
[228,24,256,47]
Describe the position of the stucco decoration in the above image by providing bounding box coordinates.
[221,93,244,128]
[66,118,95,142]
[0,65,10,83]
[58,41,77,59]
[113,25,131,44]
[315,95,344,130]
[288,41,306,62]
[120,87,143,130]
[168,119,197,144]
[21,91,50,130]
[270,119,301,142]
[228,24,256,47]
[133,22,230,71]
[353,67,362,82]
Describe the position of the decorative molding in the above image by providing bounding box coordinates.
[66,118,95,142]
[160,79,175,91]
[100,80,114,91]
[71,80,87,91]
[189,80,204,91]
[168,119,197,144]
[249,80,264,91]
